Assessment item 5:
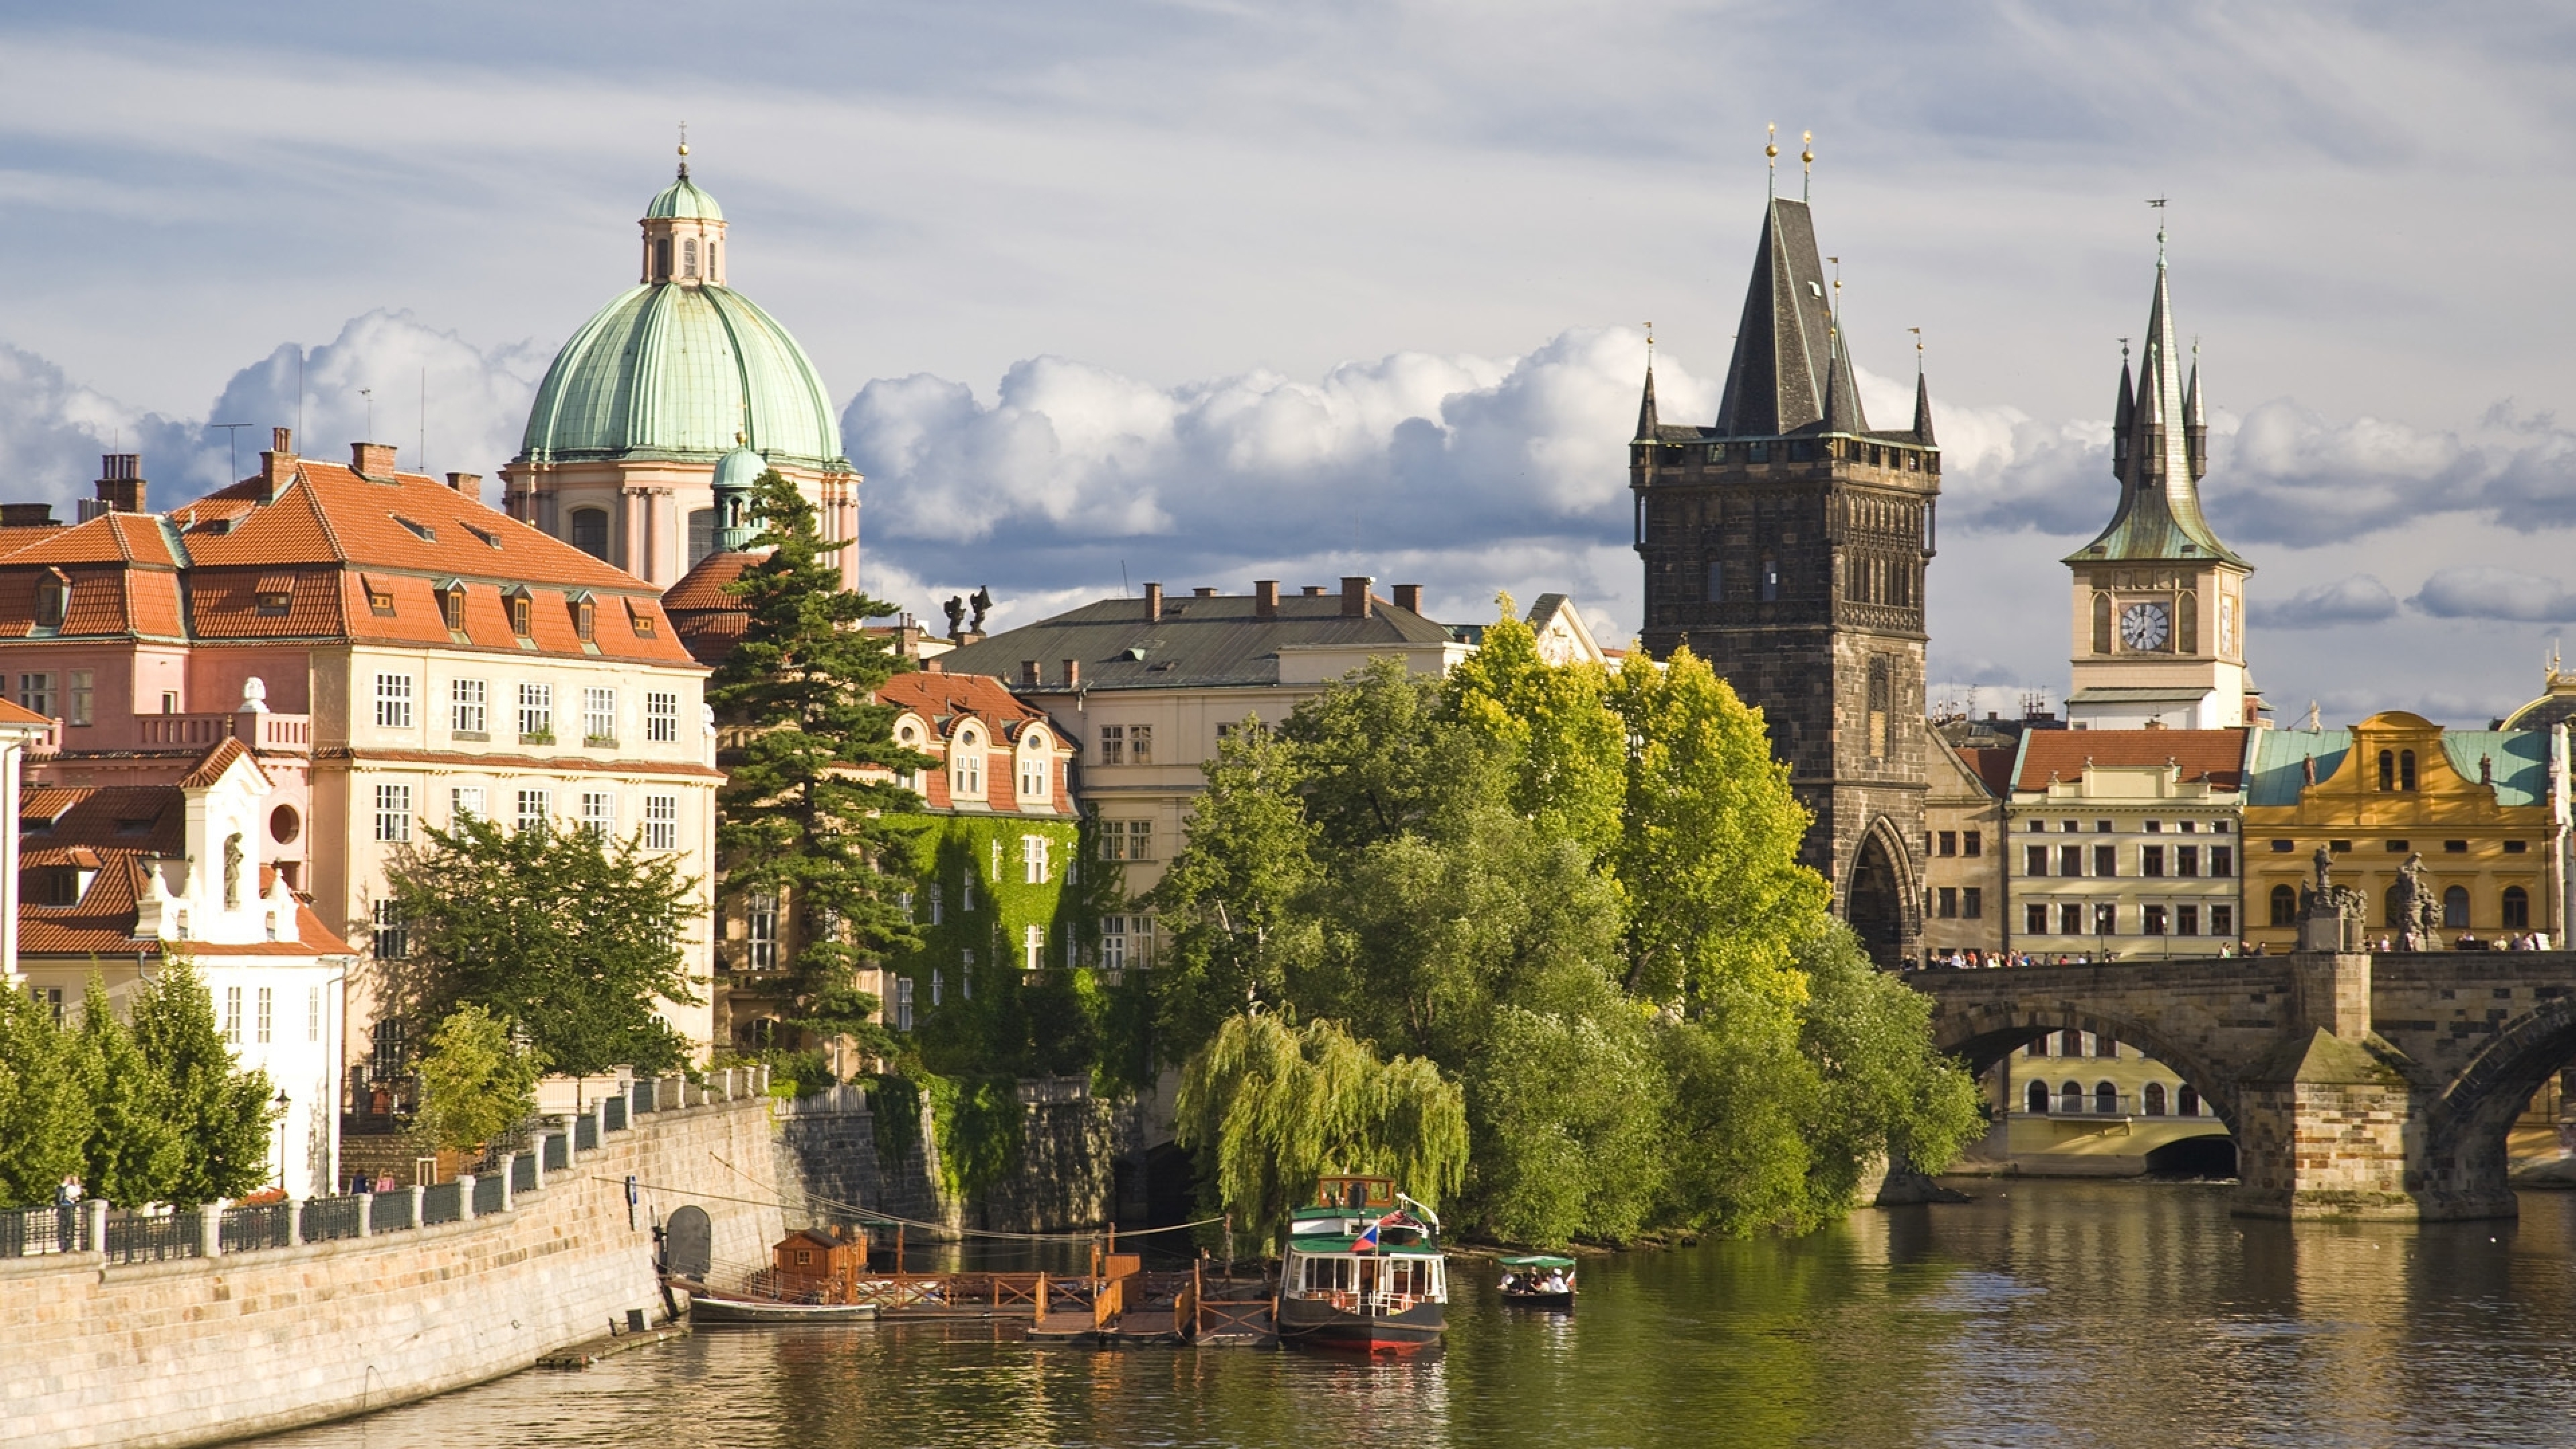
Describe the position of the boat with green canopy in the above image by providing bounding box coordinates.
[1277,1175,1448,1354]
[1497,1254,1576,1309]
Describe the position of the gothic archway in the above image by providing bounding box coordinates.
[1845,819,1916,969]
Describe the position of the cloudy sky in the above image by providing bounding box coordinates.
[3,1,2572,724]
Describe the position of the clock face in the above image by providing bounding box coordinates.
[2121,601,2170,651]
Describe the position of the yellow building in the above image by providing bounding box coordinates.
[2005,729,2251,960]
[2242,712,2559,953]
[1970,1029,2233,1177]
[1921,731,2009,961]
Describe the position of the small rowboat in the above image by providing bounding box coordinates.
[674,1280,881,1324]
[1497,1254,1576,1309]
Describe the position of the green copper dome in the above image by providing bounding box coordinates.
[518,282,846,469]
[646,172,723,221]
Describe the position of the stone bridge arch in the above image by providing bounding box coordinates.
[1933,1002,2245,1134]
[2420,994,2576,1218]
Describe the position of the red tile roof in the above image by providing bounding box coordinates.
[877,670,1051,731]
[0,698,52,727]
[2014,729,2249,793]
[1964,746,2017,798]
[16,777,352,959]
[663,551,756,667]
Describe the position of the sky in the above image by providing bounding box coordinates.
[1,1,2573,724]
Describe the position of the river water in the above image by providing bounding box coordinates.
[248,1179,2576,1448]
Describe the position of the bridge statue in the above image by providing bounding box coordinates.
[2390,853,2441,951]
[2295,845,2367,953]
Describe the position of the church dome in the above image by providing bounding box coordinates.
[711,441,767,492]
[646,172,724,222]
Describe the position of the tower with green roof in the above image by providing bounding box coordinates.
[2063,229,2257,730]
[500,145,860,591]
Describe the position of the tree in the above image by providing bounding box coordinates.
[1175,1012,1466,1241]
[129,956,278,1203]
[1442,598,1625,862]
[0,985,89,1208]
[72,977,180,1208]
[380,815,704,1076]
[1790,928,1987,1210]
[1146,721,1324,1057]
[707,468,928,1040]
[411,1005,544,1155]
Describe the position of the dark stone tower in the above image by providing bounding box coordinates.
[1631,195,1939,967]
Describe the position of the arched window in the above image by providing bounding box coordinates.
[2378,749,2396,792]
[2092,593,2113,655]
[2177,1083,2200,1117]
[2095,1081,2118,1115]
[2443,885,2469,929]
[954,728,983,798]
[2058,1081,2084,1115]
[1704,561,1724,601]
[2400,749,2418,791]
[682,236,698,278]
[2384,883,2406,928]
[2504,885,2531,930]
[2059,1029,2084,1057]
[2027,1081,2051,1114]
[653,238,672,280]
[570,508,610,561]
[2178,591,2198,653]
[35,572,66,629]
[2271,884,2298,926]
[1760,553,1780,602]
[2143,1082,2167,1116]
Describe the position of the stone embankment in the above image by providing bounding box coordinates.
[0,1079,783,1449]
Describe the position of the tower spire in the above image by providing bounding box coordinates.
[1634,323,1660,440]
[1765,123,1778,201]
[1909,330,1935,445]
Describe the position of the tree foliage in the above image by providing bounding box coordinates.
[74,977,181,1208]
[411,1004,544,1154]
[380,815,704,1075]
[707,468,927,1039]
[128,957,279,1204]
[0,984,89,1207]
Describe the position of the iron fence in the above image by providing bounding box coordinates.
[421,1181,464,1226]
[512,1153,537,1195]
[104,1210,202,1265]
[545,1132,570,1171]
[301,1195,366,1244]
[370,1191,415,1234]
[472,1175,504,1217]
[603,1095,629,1132]
[219,1203,293,1254]
[0,1204,86,1257]
[633,1079,660,1114]
[575,1116,600,1152]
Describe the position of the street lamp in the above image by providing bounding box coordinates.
[272,1090,292,1193]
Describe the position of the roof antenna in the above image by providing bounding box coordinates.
[1765,123,1777,200]
[360,386,374,443]
[1801,131,1814,205]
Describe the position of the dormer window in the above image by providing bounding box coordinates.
[442,584,467,631]
[627,599,657,637]
[508,590,533,637]
[34,571,66,628]
[572,594,597,641]
[365,576,396,617]
[954,727,984,798]
[256,572,294,616]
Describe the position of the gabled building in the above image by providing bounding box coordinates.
[2004,729,2251,960]
[1631,186,1939,967]
[1922,731,2011,961]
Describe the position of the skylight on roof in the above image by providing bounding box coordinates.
[394,515,436,542]
[463,523,501,549]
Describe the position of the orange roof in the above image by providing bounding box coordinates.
[2015,729,2249,793]
[878,670,1051,731]
[0,698,52,727]
[177,737,266,790]
[0,513,178,568]
[1964,747,2017,798]
[663,551,757,667]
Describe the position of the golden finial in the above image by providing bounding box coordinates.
[1909,326,1923,374]
[678,121,690,158]
[1766,123,1778,199]
[1765,122,1778,160]
[1643,321,1654,354]
[1801,130,1814,203]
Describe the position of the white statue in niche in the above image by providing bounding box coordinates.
[240,677,268,713]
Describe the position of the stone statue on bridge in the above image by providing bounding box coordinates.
[2390,852,2441,951]
[2297,845,2367,949]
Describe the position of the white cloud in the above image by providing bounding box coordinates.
[2258,574,2400,629]
[2410,567,2576,624]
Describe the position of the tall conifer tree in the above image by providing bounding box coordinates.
[129,957,278,1203]
[74,977,180,1208]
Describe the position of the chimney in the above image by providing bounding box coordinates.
[1301,585,1328,597]
[1193,586,1217,598]
[924,658,943,674]
[1143,582,1162,621]
[445,472,480,496]
[1063,659,1081,688]
[1254,580,1279,619]
[1021,660,1041,687]
[260,429,297,494]
[1392,584,1423,614]
[83,453,146,519]
[351,442,398,478]
[0,503,58,528]
[1340,576,1373,619]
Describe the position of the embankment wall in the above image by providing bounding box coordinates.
[0,1097,783,1449]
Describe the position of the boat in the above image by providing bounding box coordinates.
[1275,1174,1447,1355]
[679,1282,881,1324]
[1497,1254,1576,1309]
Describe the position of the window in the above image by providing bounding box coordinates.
[1760,553,1780,602]
[2143,905,2167,935]
[1020,751,1049,800]
[2400,749,2418,792]
[583,687,616,745]
[308,985,321,1042]
[2060,1030,2084,1056]
[2143,1082,2167,1116]
[451,678,488,735]
[510,592,534,636]
[452,786,485,822]
[647,691,679,743]
[2026,902,2048,934]
[1704,561,1725,600]
[223,986,242,1043]
[518,683,553,740]
[366,578,396,616]
[2026,845,2048,877]
[161,691,178,714]
[374,784,412,842]
[2096,1081,2119,1115]
[2059,845,2084,877]
[2507,840,2530,855]
[256,987,273,1044]
[2059,1081,2084,1115]
[2026,1033,2049,1058]
[1937,831,1956,857]
[2211,904,2233,937]
[683,235,698,277]
[2027,1081,2051,1114]
[2093,845,2117,877]
[1126,820,1154,861]
[2211,847,2233,878]
[1866,658,1891,760]
[628,600,657,637]
[2091,593,2112,654]
[376,897,409,954]
[1022,835,1051,884]
[1103,916,1128,971]
[581,790,616,839]
[1129,724,1153,765]
[35,576,65,628]
[2176,845,2198,877]
[2272,839,2294,853]
[2097,1035,2118,1060]
[1024,924,1044,971]
[2094,903,2117,935]
[2144,819,2162,834]
[2178,904,2200,936]
[1964,830,1982,857]
[2443,885,2470,929]
[991,839,1004,878]
[955,730,984,797]
[744,893,780,971]
[17,672,50,716]
[894,977,915,1032]
[2141,845,2165,878]
[1963,887,1982,920]
[1937,887,1957,919]
[2271,885,2298,926]
[517,788,551,833]
[2094,820,2110,834]
[962,873,978,912]
[2059,903,2084,934]
[2505,886,2532,930]
[570,510,610,561]
[1099,820,1128,861]
[645,794,679,851]
[174,910,191,941]
[67,670,91,727]
[573,596,596,641]
[2178,1085,2200,1117]
[1099,725,1124,765]
[374,672,414,728]
[443,585,466,631]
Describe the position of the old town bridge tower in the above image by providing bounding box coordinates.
[1630,192,1938,967]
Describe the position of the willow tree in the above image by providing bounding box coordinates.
[1175,1013,1466,1241]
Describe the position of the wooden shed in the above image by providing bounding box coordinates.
[770,1226,867,1302]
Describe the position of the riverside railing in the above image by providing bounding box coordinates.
[3,1065,767,1271]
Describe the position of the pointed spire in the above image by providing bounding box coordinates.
[2112,344,2135,479]
[1714,198,1837,436]
[1634,331,1660,441]
[2184,346,2208,481]
[1822,325,1866,435]
[1911,369,1937,447]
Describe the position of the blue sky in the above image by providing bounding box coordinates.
[2,1,2573,723]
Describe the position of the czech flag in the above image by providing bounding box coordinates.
[1352,1211,1396,1254]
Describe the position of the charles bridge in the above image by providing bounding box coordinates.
[1908,930,2576,1220]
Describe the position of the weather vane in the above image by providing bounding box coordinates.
[1801,129,1814,203]
[2147,195,2168,258]
[1765,123,1778,198]
[1907,327,1923,375]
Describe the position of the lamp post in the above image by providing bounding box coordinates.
[273,1089,292,1193]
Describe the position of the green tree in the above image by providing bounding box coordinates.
[1175,1012,1466,1241]
[1146,721,1323,1057]
[411,1004,544,1154]
[72,977,180,1208]
[1791,928,1987,1208]
[1464,997,1666,1247]
[380,815,704,1076]
[707,468,928,1040]
[1442,598,1625,861]
[0,985,89,1208]
[129,956,278,1203]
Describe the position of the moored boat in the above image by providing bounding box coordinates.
[680,1283,881,1324]
[1497,1254,1576,1309]
[1276,1175,1447,1355]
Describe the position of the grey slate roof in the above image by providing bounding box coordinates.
[938,592,1454,692]
[1716,199,1845,438]
[2065,254,2247,569]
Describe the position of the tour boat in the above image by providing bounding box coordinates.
[1496,1254,1576,1309]
[1275,1175,1448,1354]
[680,1283,881,1324]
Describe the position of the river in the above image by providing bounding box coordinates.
[245,1179,2576,1448]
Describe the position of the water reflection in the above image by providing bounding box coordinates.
[251,1183,2576,1449]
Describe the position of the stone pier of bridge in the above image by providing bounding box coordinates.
[1909,926,2576,1220]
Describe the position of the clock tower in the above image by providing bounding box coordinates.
[2064,231,2255,730]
